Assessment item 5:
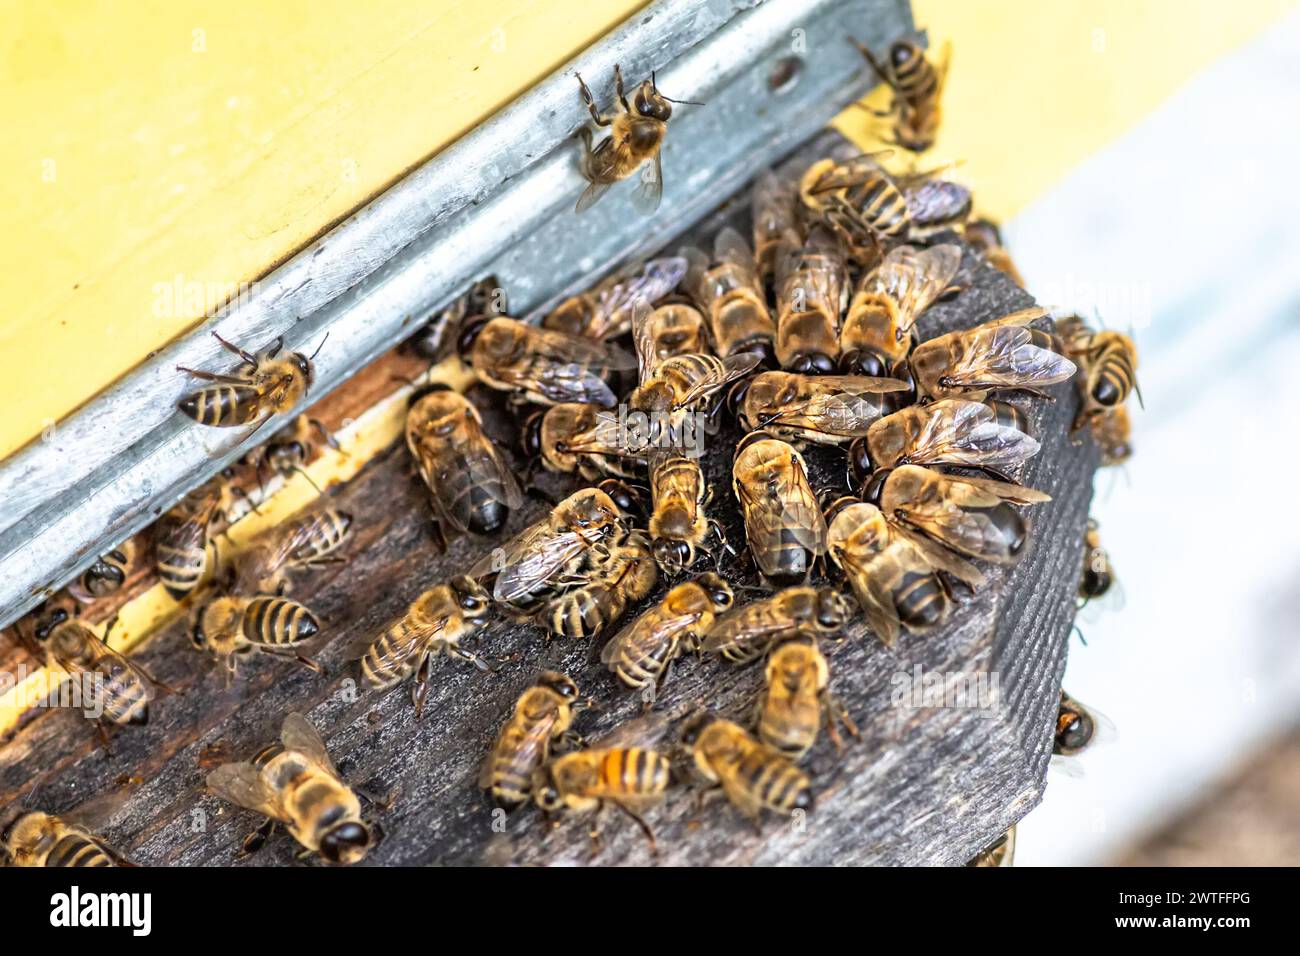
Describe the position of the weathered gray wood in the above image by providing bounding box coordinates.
[0,132,1096,866]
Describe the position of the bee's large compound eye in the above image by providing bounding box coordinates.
[456,316,491,358]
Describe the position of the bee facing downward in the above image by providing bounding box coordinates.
[178,332,324,431]
[575,65,697,214]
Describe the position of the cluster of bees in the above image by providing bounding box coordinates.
[2,35,1139,867]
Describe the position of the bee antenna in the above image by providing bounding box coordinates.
[308,332,330,361]
[292,466,324,495]
[661,93,705,106]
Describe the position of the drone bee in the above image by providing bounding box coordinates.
[522,402,641,481]
[539,257,687,341]
[825,498,983,646]
[178,332,322,430]
[751,171,800,297]
[851,398,1040,485]
[206,713,376,865]
[353,576,493,717]
[191,594,323,683]
[871,465,1050,565]
[540,529,658,639]
[732,432,828,585]
[21,606,170,731]
[964,219,1024,288]
[481,672,588,808]
[410,276,504,363]
[459,316,636,408]
[683,227,776,362]
[575,65,692,214]
[1056,315,1141,433]
[233,506,354,595]
[774,225,848,374]
[533,746,671,853]
[1079,518,1116,604]
[702,586,853,665]
[839,243,963,377]
[600,573,734,706]
[0,811,130,867]
[73,541,137,601]
[852,36,950,152]
[679,715,813,826]
[966,826,1016,867]
[908,308,1076,401]
[737,371,908,445]
[471,485,629,612]
[758,637,858,759]
[406,385,523,543]
[153,477,238,600]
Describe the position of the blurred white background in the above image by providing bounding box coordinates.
[1004,10,1300,864]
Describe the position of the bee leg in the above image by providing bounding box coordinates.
[94,721,115,756]
[974,465,1015,483]
[586,804,607,858]
[410,655,432,719]
[613,64,629,112]
[556,731,587,754]
[429,520,448,555]
[308,417,343,451]
[849,37,894,89]
[612,801,659,857]
[356,785,397,813]
[575,74,610,127]
[451,646,497,675]
[237,819,277,859]
[824,694,858,754]
[210,331,259,368]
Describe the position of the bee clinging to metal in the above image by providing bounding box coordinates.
[575,65,697,214]
[459,316,636,408]
[405,385,523,544]
[0,811,132,868]
[191,593,324,684]
[678,714,813,829]
[206,713,377,865]
[758,637,858,759]
[177,331,324,431]
[851,35,950,152]
[600,572,734,707]
[683,227,776,363]
[481,672,589,808]
[702,586,853,665]
[732,432,828,585]
[353,576,493,717]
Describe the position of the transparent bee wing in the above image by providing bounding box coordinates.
[838,550,902,647]
[892,524,986,589]
[631,152,664,215]
[904,399,1042,468]
[674,352,763,409]
[868,244,963,333]
[575,179,612,214]
[280,713,341,777]
[492,529,593,604]
[807,152,895,193]
[206,762,287,822]
[760,376,908,436]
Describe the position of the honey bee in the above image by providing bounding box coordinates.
[737,370,909,445]
[190,594,324,682]
[964,219,1024,288]
[470,485,628,612]
[480,672,588,808]
[153,477,237,600]
[909,308,1076,401]
[732,432,828,585]
[640,303,710,365]
[702,586,853,664]
[459,316,636,407]
[246,414,337,492]
[575,65,688,214]
[629,350,761,418]
[0,811,130,867]
[852,36,950,152]
[522,402,641,481]
[646,448,717,576]
[966,826,1016,867]
[825,498,983,646]
[1054,690,1113,757]
[206,713,376,865]
[405,385,523,543]
[1079,518,1116,604]
[850,398,1040,487]
[774,225,848,374]
[539,257,687,340]
[72,541,137,600]
[532,746,671,853]
[233,506,354,595]
[1093,404,1134,467]
[683,227,776,362]
[871,464,1050,564]
[798,153,909,252]
[21,606,169,730]
[353,576,493,717]
[751,172,799,292]
[839,243,963,376]
[178,331,322,430]
[411,276,504,362]
[1056,316,1142,433]
[540,529,658,639]
[758,638,858,759]
[679,715,813,826]
[600,573,734,706]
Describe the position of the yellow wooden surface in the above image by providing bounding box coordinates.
[2,0,1295,463]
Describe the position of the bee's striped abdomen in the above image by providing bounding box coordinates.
[179,384,262,427]
[736,747,811,813]
[46,834,115,868]
[895,570,947,632]
[242,596,320,647]
[599,747,670,797]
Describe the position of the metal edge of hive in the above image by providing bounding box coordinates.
[0,0,915,629]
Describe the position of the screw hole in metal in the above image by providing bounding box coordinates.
[768,56,803,96]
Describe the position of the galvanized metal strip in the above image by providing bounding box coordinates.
[0,0,913,628]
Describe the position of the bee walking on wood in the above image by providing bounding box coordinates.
[540,529,658,639]
[758,638,858,759]
[702,586,852,665]
[732,432,828,586]
[852,36,950,152]
[234,506,354,595]
[0,811,131,867]
[575,65,695,214]
[600,573,734,707]
[245,414,338,494]
[679,715,813,828]
[352,576,493,717]
[522,402,641,481]
[191,594,324,684]
[206,713,377,865]
[481,672,589,808]
[178,331,323,431]
[153,477,239,600]
[533,746,671,855]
